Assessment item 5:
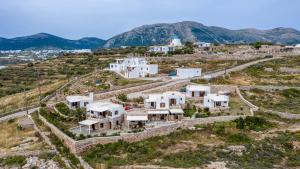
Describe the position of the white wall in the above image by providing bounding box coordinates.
[176,68,201,79]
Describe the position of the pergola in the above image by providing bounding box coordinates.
[79,119,99,135]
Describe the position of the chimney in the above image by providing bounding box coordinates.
[89,92,94,102]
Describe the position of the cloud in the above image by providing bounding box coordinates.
[0,0,299,39]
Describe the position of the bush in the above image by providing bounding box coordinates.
[234,116,274,131]
[55,102,71,116]
[117,93,128,102]
[0,156,26,166]
[226,133,251,144]
[212,123,225,136]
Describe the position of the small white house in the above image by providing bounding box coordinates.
[83,102,125,131]
[173,68,201,79]
[148,36,183,54]
[196,42,211,48]
[66,93,93,109]
[169,36,183,47]
[144,91,186,110]
[186,85,211,97]
[203,94,229,108]
[109,57,158,78]
[149,46,170,54]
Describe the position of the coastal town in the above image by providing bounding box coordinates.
[1,34,300,169]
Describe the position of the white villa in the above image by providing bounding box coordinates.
[66,93,93,109]
[79,102,125,134]
[109,57,158,78]
[144,91,185,121]
[149,36,183,54]
[203,94,229,109]
[196,42,211,48]
[172,68,202,79]
[186,85,211,97]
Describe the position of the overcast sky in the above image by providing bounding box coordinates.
[0,0,299,40]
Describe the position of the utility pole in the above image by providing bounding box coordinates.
[37,69,42,105]
[23,88,28,115]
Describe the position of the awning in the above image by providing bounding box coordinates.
[147,110,169,115]
[169,109,184,114]
[79,119,99,126]
[127,115,148,121]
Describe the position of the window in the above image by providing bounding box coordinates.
[160,103,166,108]
[91,111,94,114]
[100,123,104,128]
[115,110,119,115]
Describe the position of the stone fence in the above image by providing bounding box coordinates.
[94,81,170,100]
[39,113,244,154]
[0,150,56,159]
[239,85,300,92]
[38,114,77,153]
[264,110,300,120]
[236,87,259,112]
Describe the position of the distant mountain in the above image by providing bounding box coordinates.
[104,21,300,48]
[0,33,105,50]
[1,21,300,50]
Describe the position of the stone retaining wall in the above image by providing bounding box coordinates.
[239,85,300,92]
[39,115,77,153]
[236,87,258,112]
[265,110,300,120]
[94,81,169,100]
[40,113,244,154]
[0,150,56,159]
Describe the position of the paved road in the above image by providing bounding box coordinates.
[0,56,283,122]
[0,107,39,123]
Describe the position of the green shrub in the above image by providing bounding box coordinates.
[212,123,226,136]
[55,102,71,116]
[234,116,274,131]
[0,156,26,166]
[226,133,251,144]
[117,93,128,102]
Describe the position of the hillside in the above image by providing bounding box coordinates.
[104,21,300,47]
[1,21,300,50]
[0,33,105,50]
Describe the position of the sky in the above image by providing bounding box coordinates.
[0,0,299,40]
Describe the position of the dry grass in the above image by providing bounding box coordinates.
[0,117,50,153]
[0,79,66,114]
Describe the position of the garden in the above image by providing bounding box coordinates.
[82,115,300,169]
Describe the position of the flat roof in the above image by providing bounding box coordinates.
[66,95,91,103]
[127,115,148,121]
[148,110,169,115]
[88,102,122,112]
[79,119,99,126]
[169,109,184,114]
[207,94,229,102]
[186,85,210,91]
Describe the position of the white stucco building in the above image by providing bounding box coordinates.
[78,102,125,133]
[66,93,93,109]
[109,57,158,78]
[172,68,201,79]
[196,42,211,48]
[144,91,186,110]
[186,85,211,97]
[148,36,183,54]
[143,91,185,122]
[149,46,170,54]
[203,94,229,109]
